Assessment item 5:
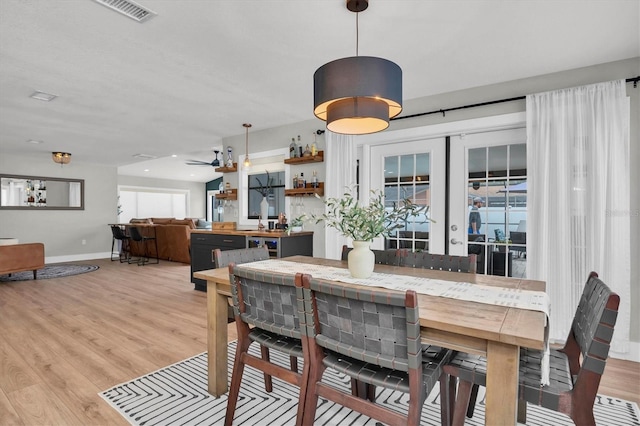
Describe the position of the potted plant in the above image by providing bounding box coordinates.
[312,187,432,278]
[288,214,306,233]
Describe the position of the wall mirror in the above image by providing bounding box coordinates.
[0,174,84,210]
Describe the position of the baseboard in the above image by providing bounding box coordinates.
[45,252,111,264]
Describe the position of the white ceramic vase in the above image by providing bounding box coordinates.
[260,197,269,221]
[348,240,375,279]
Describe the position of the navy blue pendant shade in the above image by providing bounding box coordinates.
[313,56,402,135]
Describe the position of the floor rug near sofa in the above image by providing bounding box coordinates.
[100,341,640,426]
[0,264,99,282]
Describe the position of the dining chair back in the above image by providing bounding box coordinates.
[225,264,308,426]
[213,246,270,269]
[401,251,477,273]
[299,274,451,426]
[341,244,403,266]
[443,271,620,426]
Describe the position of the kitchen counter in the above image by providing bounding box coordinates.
[191,229,313,238]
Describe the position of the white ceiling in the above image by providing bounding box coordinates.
[1,0,638,182]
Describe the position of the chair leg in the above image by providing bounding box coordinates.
[466,384,480,418]
[439,374,456,426]
[260,345,273,392]
[517,398,527,424]
[452,379,474,426]
[225,330,252,426]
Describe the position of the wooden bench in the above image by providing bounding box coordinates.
[0,243,45,279]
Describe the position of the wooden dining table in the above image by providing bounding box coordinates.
[194,255,546,425]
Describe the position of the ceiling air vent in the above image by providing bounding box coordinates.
[92,0,157,23]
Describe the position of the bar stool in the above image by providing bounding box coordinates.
[128,226,159,265]
[110,225,131,263]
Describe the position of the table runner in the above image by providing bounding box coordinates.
[239,259,551,385]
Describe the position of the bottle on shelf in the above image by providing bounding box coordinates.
[303,144,311,157]
[310,134,318,156]
[293,174,298,189]
[289,138,297,158]
[299,173,306,188]
[312,170,318,188]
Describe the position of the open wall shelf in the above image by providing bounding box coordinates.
[284,151,324,165]
[215,163,237,173]
[284,182,324,197]
[215,188,237,200]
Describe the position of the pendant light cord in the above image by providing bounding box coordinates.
[355,12,359,56]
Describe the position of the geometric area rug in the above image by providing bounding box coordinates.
[0,264,99,282]
[100,341,640,426]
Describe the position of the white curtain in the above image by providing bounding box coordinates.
[324,131,356,260]
[527,80,630,353]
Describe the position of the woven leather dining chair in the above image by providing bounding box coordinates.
[341,244,403,266]
[442,271,620,426]
[299,274,452,426]
[400,251,477,273]
[213,247,298,392]
[225,264,309,426]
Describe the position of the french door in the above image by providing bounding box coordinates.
[367,125,527,277]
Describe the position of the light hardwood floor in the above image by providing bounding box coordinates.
[0,259,637,425]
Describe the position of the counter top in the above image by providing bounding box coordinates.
[191,229,313,238]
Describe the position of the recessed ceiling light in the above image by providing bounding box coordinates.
[190,174,195,177]
[26,139,43,144]
[171,154,177,158]
[144,169,150,172]
[30,91,57,102]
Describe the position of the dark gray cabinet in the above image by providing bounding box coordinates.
[190,231,313,291]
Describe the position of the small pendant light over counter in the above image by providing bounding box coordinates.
[242,123,252,168]
[313,0,402,135]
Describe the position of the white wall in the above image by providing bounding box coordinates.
[0,153,117,261]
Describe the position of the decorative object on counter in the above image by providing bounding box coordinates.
[52,151,71,166]
[257,215,265,231]
[275,212,288,230]
[260,197,269,224]
[287,214,306,234]
[311,186,431,278]
[252,170,272,221]
[242,123,252,168]
[313,0,402,135]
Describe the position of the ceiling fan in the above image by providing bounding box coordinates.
[186,150,220,167]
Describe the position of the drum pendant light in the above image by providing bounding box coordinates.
[313,0,402,135]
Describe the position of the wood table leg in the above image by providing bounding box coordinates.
[485,341,519,425]
[207,280,229,397]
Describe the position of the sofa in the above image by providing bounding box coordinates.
[0,242,45,279]
[127,218,198,264]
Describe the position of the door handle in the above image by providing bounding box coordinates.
[450,238,463,245]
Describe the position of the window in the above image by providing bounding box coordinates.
[247,171,285,219]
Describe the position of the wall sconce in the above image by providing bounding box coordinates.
[52,152,72,165]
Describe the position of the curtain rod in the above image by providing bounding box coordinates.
[392,76,640,121]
